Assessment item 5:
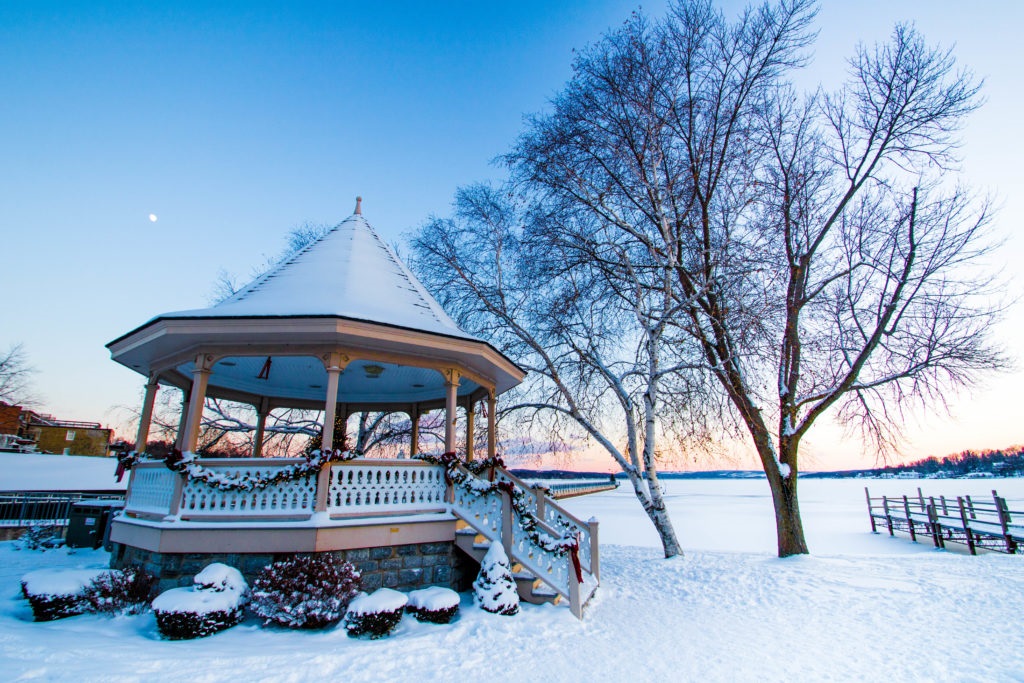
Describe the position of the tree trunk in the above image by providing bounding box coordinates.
[767,470,808,556]
[627,476,683,558]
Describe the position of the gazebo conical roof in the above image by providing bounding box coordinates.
[108,203,524,412]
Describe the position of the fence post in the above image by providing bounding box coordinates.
[588,517,600,582]
[917,487,926,508]
[903,496,917,542]
[957,497,977,555]
[533,485,547,523]
[500,489,514,561]
[993,492,1015,553]
[927,497,943,548]
[940,495,949,516]
[882,496,894,536]
[865,487,877,533]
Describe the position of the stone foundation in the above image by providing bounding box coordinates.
[110,541,463,595]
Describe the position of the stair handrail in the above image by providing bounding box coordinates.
[416,453,599,616]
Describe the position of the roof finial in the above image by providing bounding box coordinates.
[354,196,363,215]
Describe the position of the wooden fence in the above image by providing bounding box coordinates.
[865,487,1023,554]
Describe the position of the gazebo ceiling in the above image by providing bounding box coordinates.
[107,207,524,407]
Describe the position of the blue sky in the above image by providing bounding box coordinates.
[2,1,1020,470]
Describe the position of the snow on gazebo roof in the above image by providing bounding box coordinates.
[107,199,526,408]
[161,200,474,341]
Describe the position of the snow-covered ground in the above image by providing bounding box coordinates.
[0,453,125,492]
[2,478,1022,682]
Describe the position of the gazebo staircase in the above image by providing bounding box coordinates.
[446,461,600,619]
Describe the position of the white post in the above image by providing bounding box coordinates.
[408,404,420,458]
[134,376,159,452]
[316,353,346,513]
[442,369,460,454]
[465,399,476,461]
[487,390,497,459]
[253,397,269,458]
[173,386,190,451]
[182,354,213,453]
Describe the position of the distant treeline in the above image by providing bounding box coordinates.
[815,445,1024,479]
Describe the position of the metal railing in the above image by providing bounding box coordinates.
[0,491,125,527]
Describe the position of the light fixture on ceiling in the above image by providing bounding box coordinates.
[363,364,385,379]
[220,361,237,367]
[411,383,425,388]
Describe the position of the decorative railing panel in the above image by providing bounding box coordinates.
[326,462,446,515]
[180,464,315,518]
[451,479,503,541]
[497,470,594,574]
[125,465,178,516]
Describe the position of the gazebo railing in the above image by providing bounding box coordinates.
[325,460,446,516]
[124,459,447,521]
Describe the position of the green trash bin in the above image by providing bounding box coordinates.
[66,500,125,549]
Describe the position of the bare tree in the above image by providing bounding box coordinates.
[507,0,1006,556]
[412,184,711,558]
[0,343,39,407]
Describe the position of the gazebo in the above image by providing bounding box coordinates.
[106,200,599,617]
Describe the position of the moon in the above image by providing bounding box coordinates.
[148,214,158,222]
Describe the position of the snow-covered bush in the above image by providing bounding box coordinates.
[473,543,519,615]
[406,586,460,624]
[21,568,106,621]
[83,566,157,615]
[344,588,408,638]
[15,524,65,551]
[250,554,361,629]
[152,563,248,640]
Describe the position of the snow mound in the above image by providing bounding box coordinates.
[20,568,106,598]
[194,563,247,593]
[151,586,244,615]
[347,588,407,616]
[407,586,460,612]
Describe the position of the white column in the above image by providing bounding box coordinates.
[408,404,420,458]
[487,390,497,459]
[173,386,190,451]
[182,354,213,453]
[465,399,476,462]
[316,352,347,514]
[321,366,343,453]
[442,369,460,454]
[253,397,269,458]
[134,376,159,452]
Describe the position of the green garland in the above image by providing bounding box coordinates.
[120,449,357,492]
[414,453,579,556]
[171,449,357,492]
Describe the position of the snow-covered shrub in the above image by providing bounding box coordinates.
[406,586,460,624]
[473,543,519,615]
[15,524,65,551]
[21,568,106,621]
[152,563,248,640]
[83,566,157,615]
[344,588,408,638]
[250,554,361,629]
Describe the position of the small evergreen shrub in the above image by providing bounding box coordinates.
[152,563,248,640]
[406,586,460,624]
[344,588,408,638]
[250,554,361,629]
[15,524,65,551]
[84,566,157,614]
[473,543,520,615]
[21,568,107,621]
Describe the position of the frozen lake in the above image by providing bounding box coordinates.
[560,477,1024,556]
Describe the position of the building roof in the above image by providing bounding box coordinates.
[160,211,474,341]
